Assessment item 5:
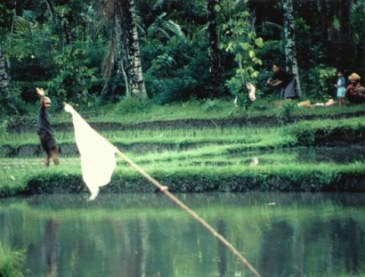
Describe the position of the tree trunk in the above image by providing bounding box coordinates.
[114,0,131,96]
[362,35,365,72]
[283,0,301,97]
[339,0,352,67]
[0,43,10,95]
[207,0,220,86]
[122,0,147,98]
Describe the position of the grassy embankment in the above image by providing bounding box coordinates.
[0,99,364,197]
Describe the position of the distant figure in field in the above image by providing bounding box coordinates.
[36,88,59,167]
[334,71,346,107]
[346,73,365,104]
[267,64,297,99]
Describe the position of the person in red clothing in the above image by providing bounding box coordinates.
[346,73,365,104]
[36,88,60,167]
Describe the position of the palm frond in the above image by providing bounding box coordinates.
[14,16,32,32]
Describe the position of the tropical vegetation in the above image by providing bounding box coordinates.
[0,0,365,116]
[0,0,365,197]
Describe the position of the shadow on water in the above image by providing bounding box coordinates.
[0,192,365,277]
[226,146,365,167]
[297,146,365,164]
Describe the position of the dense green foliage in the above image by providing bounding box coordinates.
[0,0,365,199]
[1,0,365,117]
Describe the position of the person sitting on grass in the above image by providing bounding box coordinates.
[36,87,59,167]
[346,73,365,104]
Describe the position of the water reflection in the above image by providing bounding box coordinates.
[230,146,365,166]
[0,193,364,277]
[297,146,365,164]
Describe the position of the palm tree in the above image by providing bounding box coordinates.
[283,0,301,97]
[0,43,10,95]
[101,0,147,98]
[207,0,220,83]
[123,0,147,98]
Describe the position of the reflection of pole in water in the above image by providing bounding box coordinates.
[217,220,227,277]
[44,219,59,277]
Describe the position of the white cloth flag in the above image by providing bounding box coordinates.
[64,103,117,200]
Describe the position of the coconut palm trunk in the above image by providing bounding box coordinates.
[101,0,146,98]
[339,0,351,67]
[122,0,147,98]
[0,43,10,95]
[114,0,131,96]
[283,0,301,97]
[207,0,220,85]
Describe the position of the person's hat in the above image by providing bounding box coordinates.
[348,73,361,82]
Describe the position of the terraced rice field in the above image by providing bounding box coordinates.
[1,115,365,196]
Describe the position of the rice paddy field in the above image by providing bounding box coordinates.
[1,100,365,277]
[1,101,365,197]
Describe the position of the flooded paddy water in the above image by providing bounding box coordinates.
[1,192,364,277]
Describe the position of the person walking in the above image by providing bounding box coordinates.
[36,87,60,167]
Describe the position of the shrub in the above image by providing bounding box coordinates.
[203,99,225,112]
[307,65,337,98]
[113,96,152,115]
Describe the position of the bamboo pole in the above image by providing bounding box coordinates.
[115,148,261,277]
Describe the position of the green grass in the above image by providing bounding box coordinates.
[0,241,25,277]
[92,98,365,123]
[12,98,365,126]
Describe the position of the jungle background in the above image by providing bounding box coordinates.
[1,0,365,117]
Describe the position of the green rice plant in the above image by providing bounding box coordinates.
[6,97,365,129]
[287,116,365,146]
[3,113,364,156]
[1,125,287,151]
[0,157,81,196]
[0,241,25,277]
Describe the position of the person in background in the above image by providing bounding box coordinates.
[266,64,297,99]
[334,71,346,107]
[36,88,60,167]
[346,73,365,104]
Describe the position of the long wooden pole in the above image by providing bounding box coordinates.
[115,148,261,277]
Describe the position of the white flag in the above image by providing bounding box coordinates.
[64,103,117,200]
